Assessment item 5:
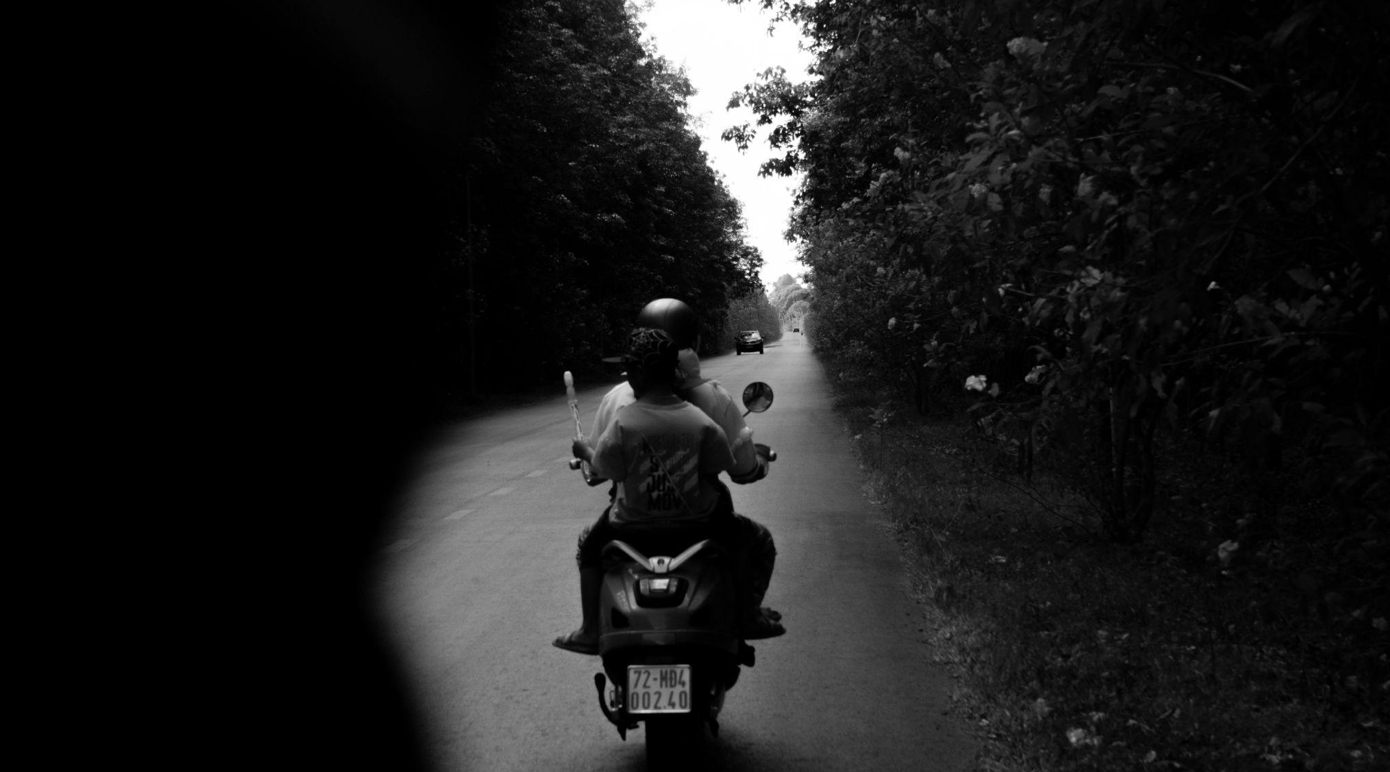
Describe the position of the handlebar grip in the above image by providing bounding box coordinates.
[568,458,583,470]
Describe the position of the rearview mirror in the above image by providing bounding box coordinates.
[742,382,774,414]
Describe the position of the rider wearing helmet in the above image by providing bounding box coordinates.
[591,298,769,485]
[554,299,783,655]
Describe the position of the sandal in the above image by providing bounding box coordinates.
[743,611,786,640]
[552,630,598,655]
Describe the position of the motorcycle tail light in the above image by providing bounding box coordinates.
[639,577,675,596]
[635,576,686,606]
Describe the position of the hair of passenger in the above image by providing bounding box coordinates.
[623,327,679,384]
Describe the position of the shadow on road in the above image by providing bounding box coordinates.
[534,723,832,772]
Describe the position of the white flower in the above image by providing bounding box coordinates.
[1218,540,1239,566]
[888,317,897,330]
[1066,727,1100,747]
[965,375,988,392]
[1207,281,1221,291]
[970,182,989,199]
[1076,174,1095,199]
[1007,37,1047,60]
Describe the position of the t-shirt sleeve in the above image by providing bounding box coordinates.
[589,421,626,481]
[717,388,761,477]
[699,420,736,475]
[588,385,629,444]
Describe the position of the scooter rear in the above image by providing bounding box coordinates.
[590,539,755,764]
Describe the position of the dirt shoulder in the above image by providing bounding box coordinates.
[828,375,1387,772]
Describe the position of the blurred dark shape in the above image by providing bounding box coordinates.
[209,2,502,768]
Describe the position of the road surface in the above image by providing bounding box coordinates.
[373,335,978,770]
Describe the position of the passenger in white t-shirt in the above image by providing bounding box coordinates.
[554,327,735,654]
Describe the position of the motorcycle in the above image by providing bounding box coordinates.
[565,379,778,766]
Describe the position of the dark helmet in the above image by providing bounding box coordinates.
[636,298,698,350]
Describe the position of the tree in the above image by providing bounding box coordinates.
[722,289,783,347]
[450,0,766,390]
[729,0,1390,541]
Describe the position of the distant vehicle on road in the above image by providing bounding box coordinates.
[735,330,763,355]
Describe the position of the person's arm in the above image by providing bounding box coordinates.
[586,422,627,483]
[572,437,595,465]
[703,384,763,482]
[572,435,609,487]
[716,389,770,484]
[579,385,631,484]
[587,384,632,444]
[699,422,737,477]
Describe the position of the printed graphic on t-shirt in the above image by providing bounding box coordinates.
[642,439,679,511]
[636,434,698,516]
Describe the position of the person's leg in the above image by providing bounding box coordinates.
[554,509,614,654]
[731,513,784,638]
[574,508,611,567]
[707,481,783,639]
[741,515,777,610]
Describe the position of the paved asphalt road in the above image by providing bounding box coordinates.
[372,335,978,771]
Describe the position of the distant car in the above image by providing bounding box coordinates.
[735,330,763,355]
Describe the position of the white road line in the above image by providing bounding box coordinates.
[489,487,515,496]
[553,456,571,464]
[383,538,418,553]
[444,508,474,521]
[525,470,547,478]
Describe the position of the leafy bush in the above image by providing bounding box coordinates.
[731,0,1389,542]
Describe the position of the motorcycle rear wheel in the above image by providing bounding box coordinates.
[643,714,702,770]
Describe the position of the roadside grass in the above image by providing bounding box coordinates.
[827,371,1387,771]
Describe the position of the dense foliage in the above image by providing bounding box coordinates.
[730,0,1388,549]
[447,0,766,393]
[720,2,1389,765]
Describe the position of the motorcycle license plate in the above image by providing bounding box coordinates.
[626,665,691,714]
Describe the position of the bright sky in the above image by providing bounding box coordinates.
[635,0,815,293]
